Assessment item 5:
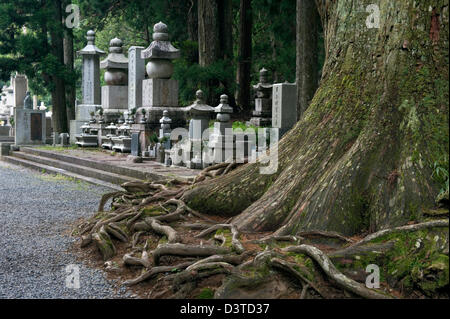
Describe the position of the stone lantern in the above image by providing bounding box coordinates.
[101,122,118,150]
[209,94,234,163]
[75,122,98,147]
[249,67,273,127]
[187,90,214,169]
[159,110,172,150]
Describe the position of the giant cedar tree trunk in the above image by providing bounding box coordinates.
[184,0,449,236]
[296,0,320,120]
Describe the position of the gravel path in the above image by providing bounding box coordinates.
[0,161,132,299]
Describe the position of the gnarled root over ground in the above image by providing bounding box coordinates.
[73,164,449,299]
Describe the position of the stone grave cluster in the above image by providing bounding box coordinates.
[0,73,52,146]
[3,20,299,171]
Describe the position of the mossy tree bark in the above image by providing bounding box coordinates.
[184,0,449,236]
[296,0,320,120]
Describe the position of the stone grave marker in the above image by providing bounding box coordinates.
[272,82,297,137]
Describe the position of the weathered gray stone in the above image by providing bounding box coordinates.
[209,95,234,163]
[142,79,178,108]
[186,90,214,169]
[249,68,273,127]
[100,38,128,86]
[272,82,297,136]
[141,22,180,79]
[188,90,214,142]
[12,74,28,108]
[69,120,86,144]
[77,30,105,105]
[59,133,70,146]
[14,108,46,145]
[0,142,12,156]
[128,46,145,110]
[102,86,128,110]
[73,31,105,143]
[0,126,10,136]
[23,92,33,110]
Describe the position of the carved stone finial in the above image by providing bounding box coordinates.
[153,22,169,41]
[86,30,95,44]
[109,38,123,53]
[196,90,205,103]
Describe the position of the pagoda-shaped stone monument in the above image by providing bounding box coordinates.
[70,30,105,143]
[249,68,273,127]
[100,38,129,122]
[140,22,186,127]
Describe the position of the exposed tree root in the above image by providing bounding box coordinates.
[92,226,116,261]
[296,231,354,244]
[98,191,124,212]
[195,224,245,254]
[124,261,195,286]
[75,175,448,299]
[350,220,449,248]
[283,245,392,299]
[269,258,326,298]
[193,161,243,184]
[153,243,230,265]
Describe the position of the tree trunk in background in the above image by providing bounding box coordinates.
[184,0,449,237]
[48,0,68,134]
[235,0,253,116]
[64,28,75,122]
[296,0,319,120]
[218,0,233,61]
[187,0,198,43]
[198,0,219,67]
[197,0,234,106]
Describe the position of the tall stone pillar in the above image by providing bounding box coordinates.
[12,74,28,109]
[128,46,145,111]
[70,30,105,143]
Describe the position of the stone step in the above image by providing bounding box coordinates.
[2,155,124,191]
[11,151,138,186]
[20,147,159,181]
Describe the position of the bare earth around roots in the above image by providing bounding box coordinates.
[72,162,449,299]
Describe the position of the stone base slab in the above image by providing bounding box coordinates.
[142,78,178,108]
[102,86,128,110]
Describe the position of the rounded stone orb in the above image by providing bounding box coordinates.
[217,113,230,122]
[146,60,174,79]
[105,69,128,85]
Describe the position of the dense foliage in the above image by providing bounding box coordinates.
[1,0,322,110]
